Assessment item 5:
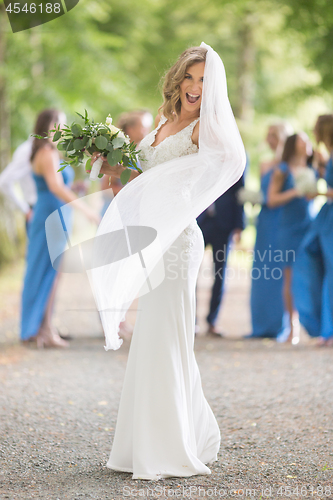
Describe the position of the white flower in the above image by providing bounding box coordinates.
[294,167,317,195]
[109,124,121,135]
[117,131,130,144]
[105,115,113,127]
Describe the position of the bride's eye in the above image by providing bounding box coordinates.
[184,74,192,80]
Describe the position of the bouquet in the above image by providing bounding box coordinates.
[293,166,317,196]
[33,110,142,185]
[236,187,264,205]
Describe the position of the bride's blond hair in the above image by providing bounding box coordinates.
[159,46,207,121]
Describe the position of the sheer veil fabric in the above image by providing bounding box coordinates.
[90,42,246,350]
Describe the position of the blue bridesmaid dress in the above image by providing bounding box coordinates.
[250,170,285,338]
[293,157,333,338]
[277,162,312,267]
[20,165,74,341]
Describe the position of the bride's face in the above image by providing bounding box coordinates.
[179,62,205,114]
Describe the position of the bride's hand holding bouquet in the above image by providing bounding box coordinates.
[90,151,140,183]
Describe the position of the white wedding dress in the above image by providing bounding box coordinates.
[106,116,221,480]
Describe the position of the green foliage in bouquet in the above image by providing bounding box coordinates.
[32,110,142,185]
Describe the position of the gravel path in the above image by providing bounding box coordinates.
[1,251,333,500]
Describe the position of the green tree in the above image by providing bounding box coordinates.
[1,0,333,267]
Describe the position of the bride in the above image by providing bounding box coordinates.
[90,43,245,480]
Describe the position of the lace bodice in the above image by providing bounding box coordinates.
[139,115,201,253]
[139,115,199,172]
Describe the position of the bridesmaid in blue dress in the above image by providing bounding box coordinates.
[267,132,313,342]
[293,115,333,345]
[21,109,98,348]
[250,123,292,338]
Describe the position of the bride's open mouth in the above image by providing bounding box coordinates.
[186,93,201,105]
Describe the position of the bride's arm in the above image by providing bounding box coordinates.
[90,152,140,181]
[100,162,140,181]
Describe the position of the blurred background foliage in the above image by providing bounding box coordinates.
[0,0,333,265]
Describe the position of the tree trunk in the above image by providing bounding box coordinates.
[235,12,256,122]
[0,3,11,170]
[0,5,19,267]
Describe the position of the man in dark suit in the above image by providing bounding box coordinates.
[197,174,245,336]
